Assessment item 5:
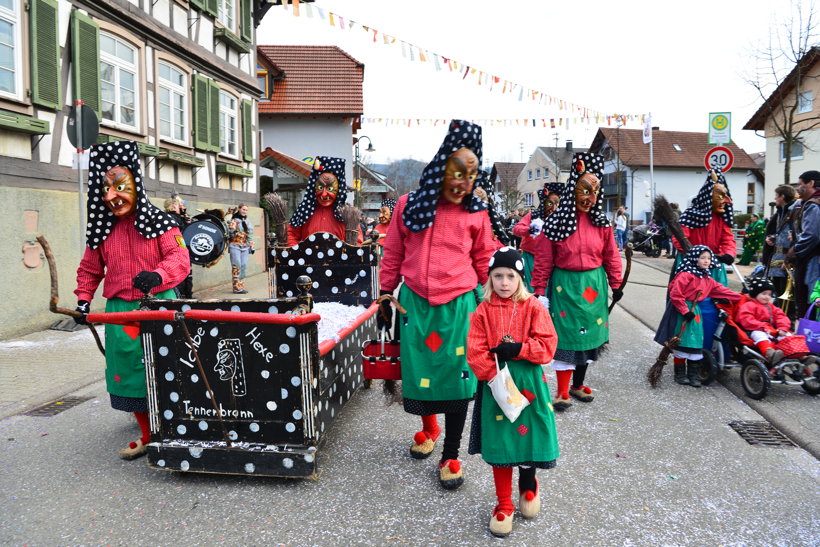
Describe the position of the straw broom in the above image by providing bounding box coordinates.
[339,204,362,245]
[647,291,702,388]
[262,192,288,244]
[653,195,691,254]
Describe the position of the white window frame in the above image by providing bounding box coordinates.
[535,168,541,179]
[219,90,237,158]
[0,0,23,101]
[524,193,534,207]
[100,32,140,130]
[798,91,813,114]
[157,61,188,145]
[217,0,235,30]
[780,140,804,161]
[527,170,532,181]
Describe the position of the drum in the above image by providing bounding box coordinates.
[182,213,228,267]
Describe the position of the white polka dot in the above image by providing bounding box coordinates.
[293,409,303,420]
[261,370,270,379]
[165,371,175,381]
[163,410,173,420]
[159,346,169,357]
[177,424,187,435]
[285,423,296,432]
[249,422,260,432]
[228,430,238,440]
[282,457,294,468]
[244,463,256,473]
[266,400,277,411]
[170,392,179,402]
[281,388,289,399]
[163,324,173,335]
[180,460,190,471]
[198,421,208,431]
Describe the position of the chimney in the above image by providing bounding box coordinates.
[565,140,573,151]
[652,126,659,131]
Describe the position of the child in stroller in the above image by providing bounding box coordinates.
[630,221,664,257]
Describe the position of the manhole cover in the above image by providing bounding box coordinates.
[728,420,797,448]
[24,395,94,417]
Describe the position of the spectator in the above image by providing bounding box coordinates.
[762,185,797,316]
[614,208,627,251]
[164,196,193,298]
[228,203,254,294]
[786,170,820,319]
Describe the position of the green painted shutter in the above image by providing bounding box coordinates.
[209,80,220,152]
[193,74,211,151]
[241,99,253,161]
[189,0,206,11]
[239,0,252,43]
[206,0,218,18]
[30,0,61,110]
[70,10,100,116]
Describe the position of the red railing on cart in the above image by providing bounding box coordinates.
[86,309,322,326]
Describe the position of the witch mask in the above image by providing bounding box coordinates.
[103,166,138,217]
[575,172,600,213]
[315,172,339,207]
[711,183,731,214]
[442,147,479,205]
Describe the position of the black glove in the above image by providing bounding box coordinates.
[74,300,90,325]
[249,248,255,254]
[713,298,730,305]
[490,342,522,362]
[133,271,163,294]
[377,290,393,330]
[683,311,696,321]
[717,254,735,265]
[611,288,624,303]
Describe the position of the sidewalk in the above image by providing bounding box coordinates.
[0,273,270,420]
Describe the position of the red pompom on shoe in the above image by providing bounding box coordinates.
[414,431,428,445]
[524,490,536,502]
[440,459,461,473]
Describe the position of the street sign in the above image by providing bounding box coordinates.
[704,146,734,172]
[708,112,731,145]
[66,103,99,150]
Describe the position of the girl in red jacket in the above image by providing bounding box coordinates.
[467,247,559,537]
[736,277,793,366]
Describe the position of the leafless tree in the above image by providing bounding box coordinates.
[744,1,820,185]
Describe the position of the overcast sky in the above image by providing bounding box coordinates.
[257,0,806,166]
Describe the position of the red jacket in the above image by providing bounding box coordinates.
[668,272,741,315]
[512,212,544,254]
[287,205,362,246]
[674,214,737,256]
[467,294,557,381]
[735,298,792,333]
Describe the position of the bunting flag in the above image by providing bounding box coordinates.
[356,116,647,129]
[274,7,642,124]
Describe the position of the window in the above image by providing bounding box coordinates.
[799,91,813,114]
[256,67,268,98]
[217,0,234,29]
[524,193,534,207]
[527,170,532,181]
[673,144,682,152]
[535,168,541,179]
[219,90,237,157]
[100,33,138,128]
[0,0,22,101]
[780,140,804,161]
[158,62,187,144]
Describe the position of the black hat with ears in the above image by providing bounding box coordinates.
[747,276,775,298]
[488,246,525,277]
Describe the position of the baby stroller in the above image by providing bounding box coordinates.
[630,221,664,257]
[699,266,820,400]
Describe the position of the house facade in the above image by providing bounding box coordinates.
[1,0,276,338]
[256,45,364,189]
[743,46,820,200]
[590,128,763,225]
[355,161,396,221]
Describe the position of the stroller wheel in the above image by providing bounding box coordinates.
[801,359,820,395]
[698,350,717,386]
[740,359,770,400]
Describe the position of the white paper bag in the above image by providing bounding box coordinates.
[488,355,530,423]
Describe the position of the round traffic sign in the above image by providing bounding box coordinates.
[66,103,99,150]
[704,146,734,172]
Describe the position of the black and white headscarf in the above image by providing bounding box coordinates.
[674,244,715,279]
[678,169,734,229]
[380,197,397,214]
[403,120,487,232]
[532,182,565,221]
[542,152,609,241]
[85,141,175,250]
[290,156,348,228]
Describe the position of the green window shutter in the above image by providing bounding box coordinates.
[189,0,206,11]
[209,80,220,152]
[193,74,211,151]
[239,0,252,43]
[30,0,61,110]
[70,10,100,117]
[241,99,252,161]
[206,0,218,18]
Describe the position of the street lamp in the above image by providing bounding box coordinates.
[353,136,375,210]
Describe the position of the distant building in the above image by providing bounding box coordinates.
[518,145,586,207]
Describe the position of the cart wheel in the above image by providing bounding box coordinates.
[801,359,820,396]
[740,359,770,400]
[650,248,662,258]
[698,350,717,385]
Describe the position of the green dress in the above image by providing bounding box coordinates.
[739,219,765,265]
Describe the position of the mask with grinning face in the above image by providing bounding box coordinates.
[315,172,339,207]
[442,148,479,204]
[545,193,560,216]
[575,173,600,213]
[711,183,731,214]
[102,166,137,217]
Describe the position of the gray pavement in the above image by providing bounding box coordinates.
[1,260,819,545]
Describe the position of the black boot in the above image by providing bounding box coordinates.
[687,360,702,388]
[674,362,690,385]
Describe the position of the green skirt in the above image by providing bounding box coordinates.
[104,291,175,398]
[521,250,535,293]
[549,267,609,351]
[673,301,704,350]
[478,359,559,465]
[398,285,478,402]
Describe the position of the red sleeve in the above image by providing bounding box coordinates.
[517,298,558,364]
[379,196,407,293]
[772,305,792,331]
[718,221,737,256]
[530,235,554,295]
[467,303,497,381]
[707,281,741,302]
[287,224,302,247]
[668,274,691,315]
[471,210,497,286]
[74,247,105,303]
[153,227,191,288]
[602,227,623,289]
[512,213,532,238]
[736,301,769,332]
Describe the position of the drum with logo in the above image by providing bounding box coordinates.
[182,213,228,267]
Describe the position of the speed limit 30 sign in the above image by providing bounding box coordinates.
[704,146,734,172]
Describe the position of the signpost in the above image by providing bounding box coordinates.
[708,112,731,145]
[67,101,99,251]
[704,146,734,173]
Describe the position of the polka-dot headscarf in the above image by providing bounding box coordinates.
[673,244,715,279]
[85,141,176,249]
[532,182,565,221]
[475,168,511,245]
[403,120,487,232]
[678,169,734,229]
[380,197,397,214]
[289,156,348,228]
[542,153,609,241]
